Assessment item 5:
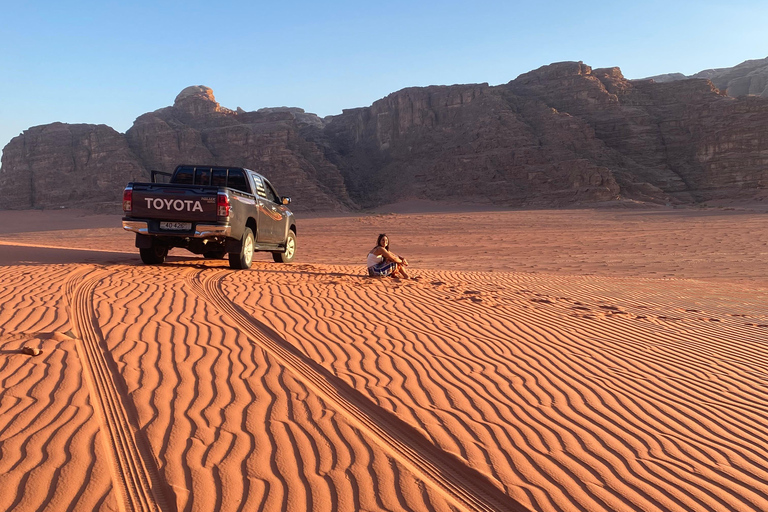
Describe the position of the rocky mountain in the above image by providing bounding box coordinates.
[0,123,146,210]
[0,86,353,212]
[644,56,768,97]
[319,61,768,207]
[2,62,768,211]
[123,86,352,212]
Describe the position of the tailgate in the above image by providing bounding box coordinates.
[131,184,219,222]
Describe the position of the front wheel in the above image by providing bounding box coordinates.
[272,229,296,263]
[140,243,168,265]
[229,228,254,269]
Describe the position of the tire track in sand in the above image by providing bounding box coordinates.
[186,268,527,512]
[67,268,170,512]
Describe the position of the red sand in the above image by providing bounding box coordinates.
[1,206,767,511]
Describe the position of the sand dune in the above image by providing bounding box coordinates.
[1,207,767,511]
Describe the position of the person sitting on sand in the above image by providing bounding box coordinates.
[367,233,409,278]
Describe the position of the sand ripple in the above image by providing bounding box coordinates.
[1,259,767,511]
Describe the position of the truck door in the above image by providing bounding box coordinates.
[262,179,289,243]
[249,173,277,242]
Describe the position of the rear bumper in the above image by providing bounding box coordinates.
[122,220,231,238]
[122,220,150,235]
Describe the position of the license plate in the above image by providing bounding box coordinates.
[160,222,192,231]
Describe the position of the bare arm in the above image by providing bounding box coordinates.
[378,247,407,265]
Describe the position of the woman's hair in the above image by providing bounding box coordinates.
[377,233,389,251]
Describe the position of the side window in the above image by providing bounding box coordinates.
[173,168,193,185]
[251,174,267,198]
[227,169,250,193]
[263,181,279,204]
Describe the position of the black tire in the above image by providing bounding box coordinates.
[272,229,296,263]
[229,228,255,269]
[203,250,227,260]
[139,243,168,265]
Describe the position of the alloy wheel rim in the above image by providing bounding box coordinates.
[285,236,295,258]
[244,236,254,266]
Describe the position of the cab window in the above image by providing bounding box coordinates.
[211,168,227,187]
[173,167,193,185]
[227,169,250,193]
[250,173,267,198]
[195,168,211,185]
[263,181,279,204]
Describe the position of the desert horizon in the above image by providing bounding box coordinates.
[1,203,768,511]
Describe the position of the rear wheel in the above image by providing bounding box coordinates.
[229,228,254,269]
[272,229,296,263]
[140,243,168,265]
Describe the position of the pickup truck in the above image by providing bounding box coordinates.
[122,165,296,269]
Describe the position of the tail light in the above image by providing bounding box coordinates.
[122,187,133,212]
[217,192,230,217]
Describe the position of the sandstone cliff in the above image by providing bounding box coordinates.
[319,81,621,207]
[125,86,352,212]
[644,56,768,98]
[318,61,768,206]
[1,87,354,211]
[2,62,768,211]
[0,123,145,210]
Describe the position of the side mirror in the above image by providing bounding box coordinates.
[281,197,291,205]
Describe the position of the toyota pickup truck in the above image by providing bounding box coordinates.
[122,165,296,269]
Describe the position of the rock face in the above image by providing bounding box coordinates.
[319,81,621,207]
[318,62,768,206]
[2,61,768,211]
[692,57,768,97]
[0,123,145,210]
[1,87,354,212]
[125,87,352,211]
[644,56,768,97]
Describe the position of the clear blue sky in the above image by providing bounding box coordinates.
[2,0,766,152]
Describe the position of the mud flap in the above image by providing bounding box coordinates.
[135,234,153,248]
[225,237,243,253]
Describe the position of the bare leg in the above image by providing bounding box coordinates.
[390,263,401,278]
[390,263,409,279]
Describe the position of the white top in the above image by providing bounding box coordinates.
[367,252,383,267]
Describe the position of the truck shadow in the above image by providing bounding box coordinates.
[0,244,375,281]
[0,244,137,266]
